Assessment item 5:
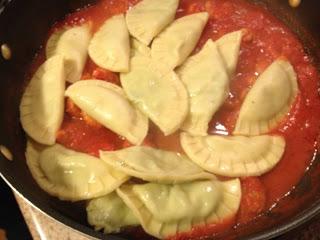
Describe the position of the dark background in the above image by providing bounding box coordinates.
[0,178,31,240]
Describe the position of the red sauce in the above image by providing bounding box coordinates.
[168,217,236,240]
[237,177,267,224]
[28,0,320,239]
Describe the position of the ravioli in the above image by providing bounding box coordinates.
[87,192,139,233]
[126,0,179,45]
[120,56,188,135]
[234,59,299,135]
[100,146,214,183]
[89,14,130,72]
[20,55,66,145]
[216,30,244,76]
[65,80,148,145]
[131,38,151,57]
[151,12,209,70]
[117,179,241,239]
[26,141,129,201]
[181,133,285,177]
[46,24,92,83]
[177,39,229,136]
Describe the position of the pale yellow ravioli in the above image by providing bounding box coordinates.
[46,24,92,83]
[151,12,209,70]
[130,38,151,57]
[20,55,66,145]
[216,30,244,76]
[234,59,299,135]
[126,0,179,45]
[89,14,130,72]
[181,133,286,177]
[65,80,148,145]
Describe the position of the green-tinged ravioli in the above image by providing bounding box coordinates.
[20,55,66,145]
[65,80,148,145]
[120,56,188,135]
[87,192,139,233]
[234,59,299,135]
[26,141,129,201]
[151,12,209,70]
[177,39,229,136]
[100,146,215,183]
[117,179,241,239]
[181,133,285,177]
[126,0,179,45]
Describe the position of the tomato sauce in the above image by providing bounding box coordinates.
[28,0,320,238]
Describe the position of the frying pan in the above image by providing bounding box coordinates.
[0,0,319,239]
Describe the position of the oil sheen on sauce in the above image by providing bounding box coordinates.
[29,0,320,238]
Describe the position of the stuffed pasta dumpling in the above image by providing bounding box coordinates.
[87,192,139,233]
[20,55,66,145]
[89,14,130,72]
[130,38,151,57]
[177,30,243,136]
[100,146,214,183]
[126,0,179,45]
[65,80,148,145]
[178,39,229,136]
[216,30,244,76]
[181,133,285,177]
[120,56,188,135]
[151,12,209,70]
[46,24,92,83]
[234,59,299,135]
[117,179,241,239]
[26,141,129,201]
